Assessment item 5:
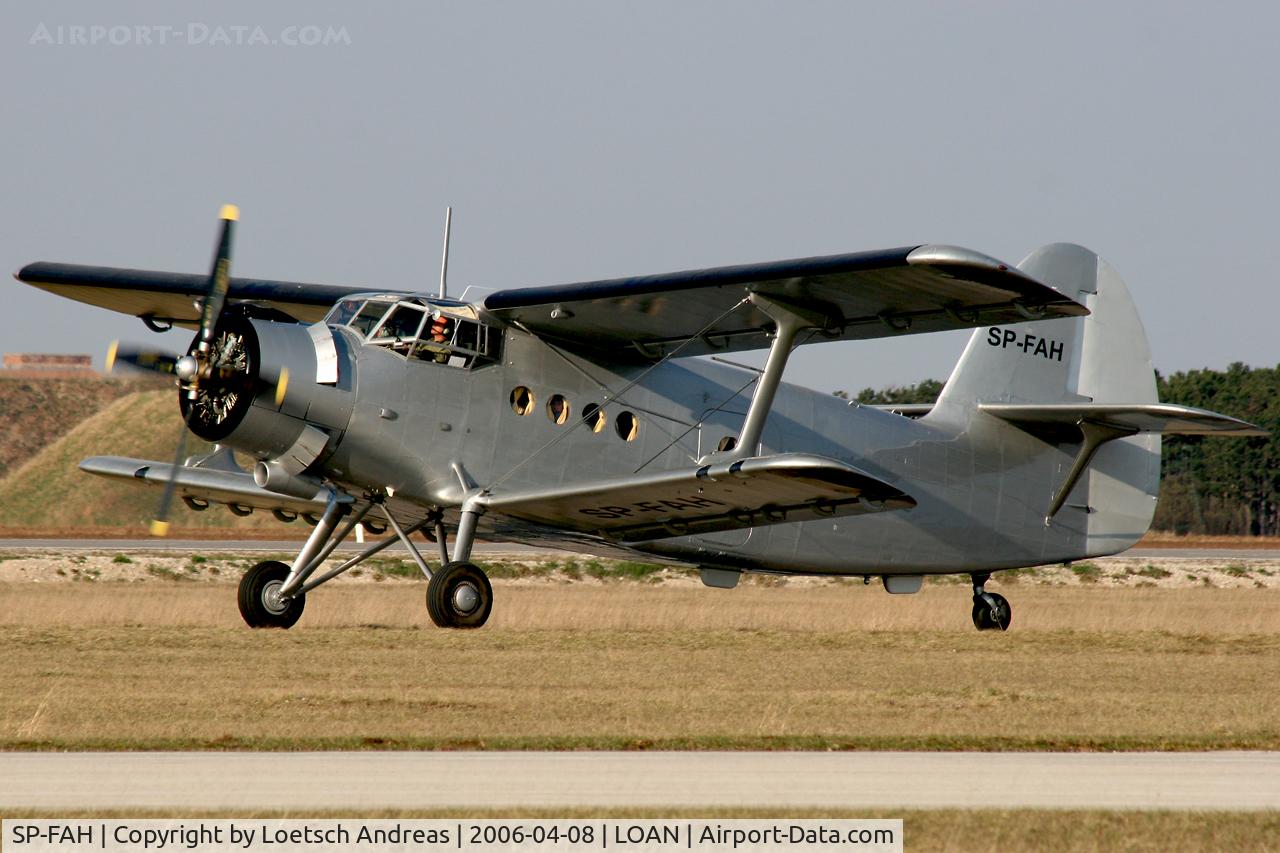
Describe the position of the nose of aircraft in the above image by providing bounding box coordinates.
[179,313,356,471]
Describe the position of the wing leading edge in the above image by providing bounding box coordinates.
[79,455,330,515]
[483,244,1088,361]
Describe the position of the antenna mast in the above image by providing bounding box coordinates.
[439,206,452,299]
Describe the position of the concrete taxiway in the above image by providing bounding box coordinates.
[3,752,1278,811]
[2,540,1278,561]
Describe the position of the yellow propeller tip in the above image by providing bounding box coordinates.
[219,204,240,222]
[275,367,289,406]
[148,520,171,537]
[105,341,118,372]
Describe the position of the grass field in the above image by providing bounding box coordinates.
[2,582,1277,751]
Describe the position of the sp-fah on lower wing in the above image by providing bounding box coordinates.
[477,453,915,543]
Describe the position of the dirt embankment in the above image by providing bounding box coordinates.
[0,374,162,479]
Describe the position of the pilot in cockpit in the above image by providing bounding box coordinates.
[427,314,453,363]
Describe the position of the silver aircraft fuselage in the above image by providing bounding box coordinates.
[325,325,1109,577]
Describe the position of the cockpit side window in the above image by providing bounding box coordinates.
[370,304,427,345]
[349,301,391,337]
[327,298,364,327]
[326,294,502,369]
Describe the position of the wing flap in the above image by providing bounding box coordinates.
[79,455,330,514]
[17,262,386,325]
[479,453,915,542]
[483,244,1088,361]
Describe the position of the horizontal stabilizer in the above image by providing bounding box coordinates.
[479,453,915,542]
[869,403,934,419]
[80,455,330,515]
[980,403,1267,442]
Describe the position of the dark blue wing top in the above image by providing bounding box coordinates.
[17,243,1087,361]
[15,261,384,326]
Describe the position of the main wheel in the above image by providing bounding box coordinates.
[426,561,493,629]
[238,560,305,629]
[971,591,1012,631]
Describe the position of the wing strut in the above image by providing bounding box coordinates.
[1043,420,1137,524]
[705,293,834,463]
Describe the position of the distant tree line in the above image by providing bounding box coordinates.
[1154,364,1279,536]
[833,379,944,405]
[835,364,1279,535]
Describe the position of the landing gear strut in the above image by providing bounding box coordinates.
[970,572,1012,631]
[234,488,493,630]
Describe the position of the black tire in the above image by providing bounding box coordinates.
[426,561,493,629]
[238,560,305,629]
[971,591,1012,631]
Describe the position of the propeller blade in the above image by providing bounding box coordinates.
[106,341,181,377]
[274,366,289,406]
[149,409,195,537]
[195,204,238,356]
[149,204,247,536]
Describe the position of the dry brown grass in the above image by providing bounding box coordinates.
[1,583,1277,751]
[1136,531,1280,549]
[1,580,1277,633]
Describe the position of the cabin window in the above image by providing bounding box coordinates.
[615,411,639,441]
[582,403,607,433]
[547,394,570,425]
[511,386,535,415]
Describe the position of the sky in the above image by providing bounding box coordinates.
[2,1,1277,395]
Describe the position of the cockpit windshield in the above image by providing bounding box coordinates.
[324,295,501,368]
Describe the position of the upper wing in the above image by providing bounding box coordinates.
[483,245,1089,361]
[478,452,915,543]
[15,262,391,325]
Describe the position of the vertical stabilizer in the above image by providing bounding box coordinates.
[933,243,1161,551]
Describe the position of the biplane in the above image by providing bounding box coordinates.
[15,207,1263,630]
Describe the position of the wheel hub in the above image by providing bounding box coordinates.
[262,579,289,615]
[452,582,480,614]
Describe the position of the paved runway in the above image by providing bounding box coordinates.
[0,539,553,556]
[3,540,1279,561]
[3,752,1278,811]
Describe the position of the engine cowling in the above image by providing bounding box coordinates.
[179,313,356,476]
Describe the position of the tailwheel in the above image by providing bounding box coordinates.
[972,591,1012,631]
[426,561,492,629]
[238,560,305,629]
